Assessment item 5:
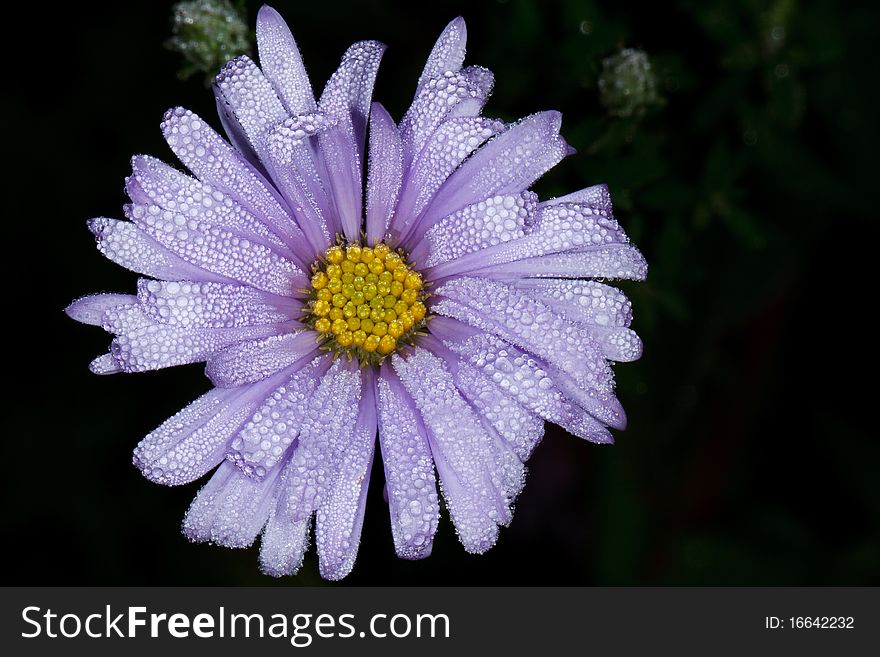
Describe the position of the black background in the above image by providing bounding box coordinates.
[3,0,878,585]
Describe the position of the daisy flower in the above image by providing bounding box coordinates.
[67,5,646,580]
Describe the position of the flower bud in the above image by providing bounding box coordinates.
[598,48,660,117]
[166,0,251,83]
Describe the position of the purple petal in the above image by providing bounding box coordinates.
[256,5,316,116]
[541,183,612,215]
[132,367,294,486]
[417,17,467,90]
[399,69,492,166]
[461,65,495,98]
[214,95,265,174]
[183,461,282,548]
[471,275,642,364]
[365,103,403,245]
[315,369,378,580]
[426,199,628,281]
[279,360,363,521]
[393,117,504,246]
[136,279,298,329]
[214,55,288,166]
[587,326,643,362]
[376,364,440,560]
[228,357,329,476]
[259,505,311,577]
[432,319,615,442]
[316,41,386,241]
[511,279,633,328]
[429,441,498,552]
[319,40,386,159]
[468,244,649,281]
[205,331,318,388]
[100,303,149,332]
[88,218,226,283]
[125,203,307,296]
[264,114,334,253]
[433,277,614,387]
[89,353,123,375]
[160,107,313,267]
[103,304,283,373]
[129,155,290,255]
[316,124,365,242]
[422,337,525,520]
[66,293,137,326]
[408,111,570,243]
[124,176,151,204]
[550,368,627,431]
[393,348,510,553]
[431,290,625,429]
[453,362,545,461]
[413,191,536,268]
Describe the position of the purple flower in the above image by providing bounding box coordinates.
[67,5,646,580]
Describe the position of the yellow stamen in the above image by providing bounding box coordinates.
[378,335,397,354]
[304,241,429,363]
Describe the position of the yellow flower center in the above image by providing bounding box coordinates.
[304,242,428,364]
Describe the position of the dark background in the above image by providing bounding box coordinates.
[3,0,878,585]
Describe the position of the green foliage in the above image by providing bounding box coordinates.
[166,0,252,84]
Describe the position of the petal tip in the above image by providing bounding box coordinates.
[441,16,468,51]
[395,542,434,561]
[257,4,281,19]
[318,558,355,582]
[64,299,86,323]
[89,353,123,375]
[87,217,116,240]
[256,5,290,40]
[450,15,467,29]
[258,562,298,578]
